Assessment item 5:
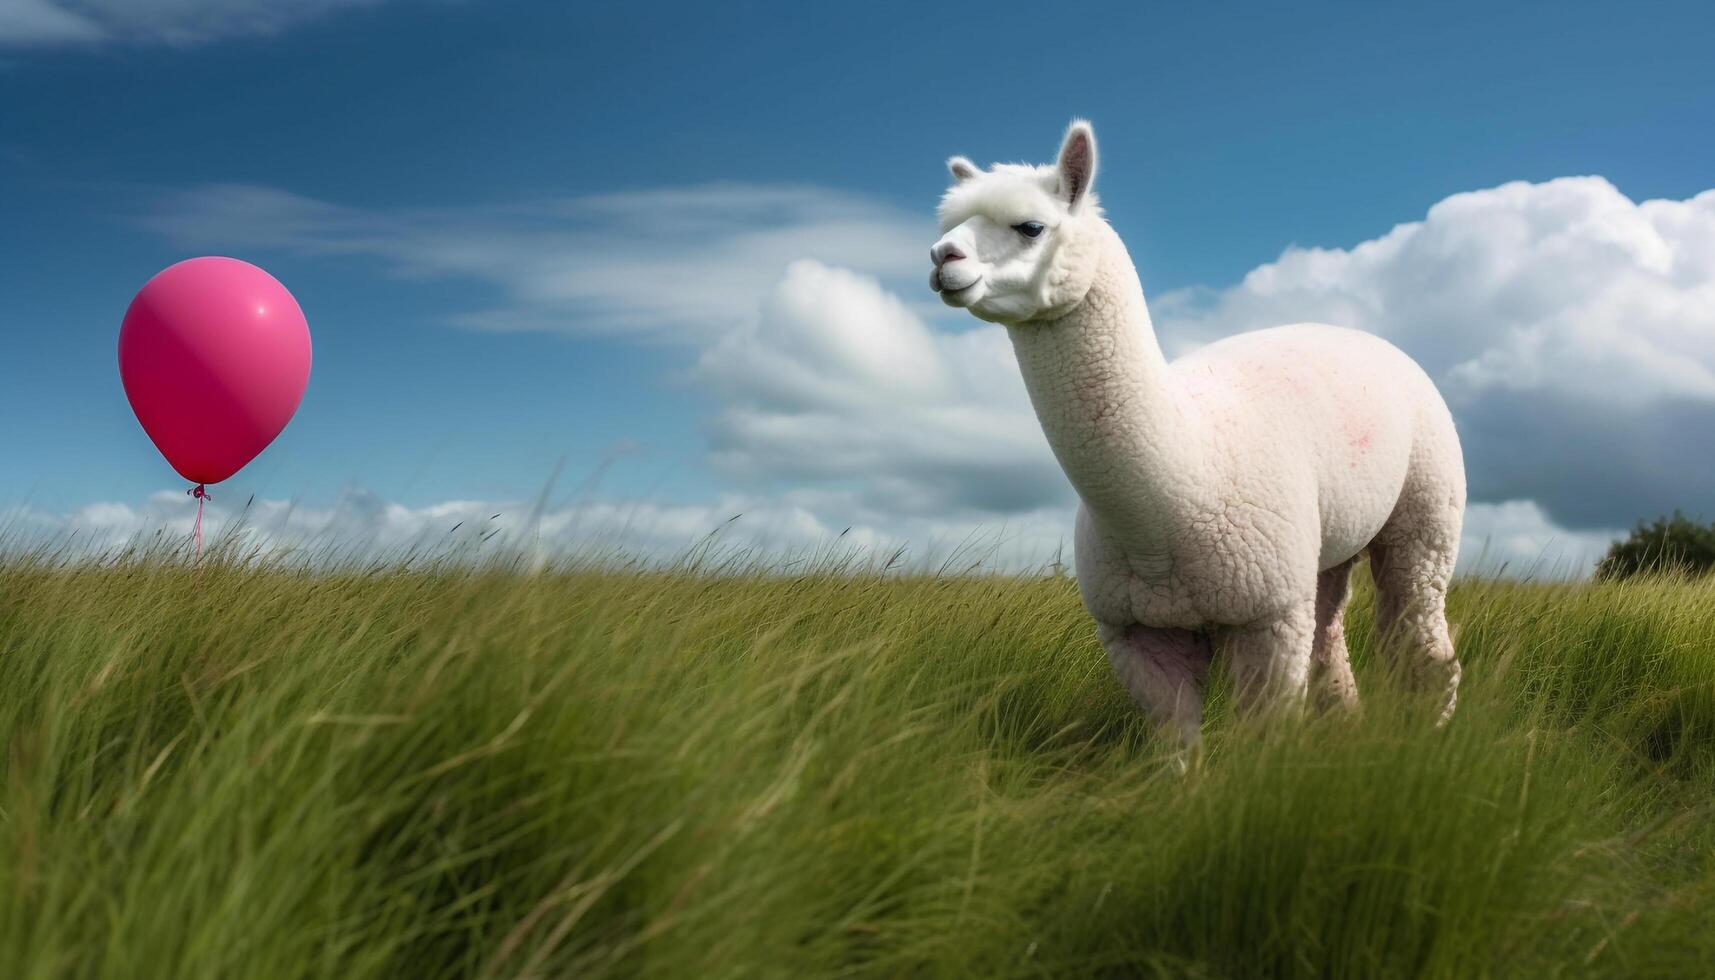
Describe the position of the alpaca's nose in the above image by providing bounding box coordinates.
[931,242,966,267]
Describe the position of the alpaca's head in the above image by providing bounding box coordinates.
[930,120,1105,324]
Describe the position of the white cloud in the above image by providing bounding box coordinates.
[697,260,1065,517]
[1159,177,1715,404]
[0,0,395,46]
[143,183,934,342]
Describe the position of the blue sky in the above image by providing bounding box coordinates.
[3,0,1713,570]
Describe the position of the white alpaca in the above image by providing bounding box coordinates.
[931,121,1466,745]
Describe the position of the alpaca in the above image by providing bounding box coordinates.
[931,121,1466,746]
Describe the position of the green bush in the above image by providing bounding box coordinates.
[1597,511,1715,580]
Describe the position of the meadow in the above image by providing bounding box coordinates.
[1,547,1711,978]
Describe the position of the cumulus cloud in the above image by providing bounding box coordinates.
[142,183,933,342]
[0,0,398,46]
[1157,177,1715,533]
[697,260,1065,517]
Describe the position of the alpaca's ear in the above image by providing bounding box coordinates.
[1056,120,1098,212]
[947,155,980,183]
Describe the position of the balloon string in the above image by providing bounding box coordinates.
[188,484,210,564]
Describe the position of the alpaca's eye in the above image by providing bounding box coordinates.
[1014,221,1046,239]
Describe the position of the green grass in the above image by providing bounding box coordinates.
[1,555,1712,978]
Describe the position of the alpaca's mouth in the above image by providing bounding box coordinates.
[936,278,981,307]
[931,267,981,301]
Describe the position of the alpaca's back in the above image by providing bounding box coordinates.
[1170,323,1464,571]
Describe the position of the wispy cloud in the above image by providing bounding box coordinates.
[143,182,934,341]
[0,0,398,47]
[0,0,102,44]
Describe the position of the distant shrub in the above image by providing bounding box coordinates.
[1597,512,1715,580]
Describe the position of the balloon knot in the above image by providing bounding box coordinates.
[189,484,211,501]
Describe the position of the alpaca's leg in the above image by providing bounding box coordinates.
[1310,559,1360,713]
[1224,601,1316,717]
[1369,525,1461,724]
[1100,623,1213,748]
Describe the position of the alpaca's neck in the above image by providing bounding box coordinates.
[1006,224,1202,552]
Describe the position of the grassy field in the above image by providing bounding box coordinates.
[1,553,1712,978]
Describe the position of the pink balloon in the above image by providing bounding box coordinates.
[119,257,312,486]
